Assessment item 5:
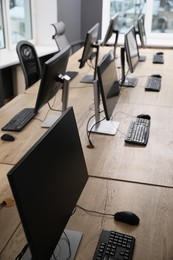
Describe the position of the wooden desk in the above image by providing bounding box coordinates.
[116,48,173,107]
[1,177,173,260]
[83,101,173,187]
[0,47,173,259]
[0,164,18,255]
[0,94,49,165]
[68,177,173,260]
[65,47,173,187]
[0,47,172,187]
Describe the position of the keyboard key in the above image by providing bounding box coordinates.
[145,76,161,91]
[153,54,164,64]
[1,108,36,132]
[125,117,150,146]
[93,230,135,260]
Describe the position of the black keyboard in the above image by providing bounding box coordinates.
[145,76,161,91]
[93,229,135,260]
[65,70,78,80]
[125,117,150,146]
[153,54,164,64]
[2,108,36,131]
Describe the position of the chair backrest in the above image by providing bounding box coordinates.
[52,21,69,52]
[16,41,42,89]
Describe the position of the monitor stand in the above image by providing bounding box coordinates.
[139,55,146,62]
[88,118,119,135]
[80,44,99,84]
[41,75,70,128]
[119,77,138,88]
[88,80,119,136]
[20,230,83,260]
[80,74,97,84]
[119,47,138,88]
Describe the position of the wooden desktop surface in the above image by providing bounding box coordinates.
[1,176,173,260]
[0,47,173,259]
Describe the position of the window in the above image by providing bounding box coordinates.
[0,0,5,48]
[0,0,33,50]
[109,0,173,46]
[151,0,173,33]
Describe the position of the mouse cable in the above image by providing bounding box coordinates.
[76,204,114,218]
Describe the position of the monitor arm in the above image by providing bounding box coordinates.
[113,30,119,59]
[120,47,125,83]
[57,74,70,112]
[103,30,119,59]
[92,43,100,81]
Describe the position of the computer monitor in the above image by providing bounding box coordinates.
[7,107,88,260]
[136,14,146,61]
[79,23,100,84]
[35,45,71,113]
[1,45,71,132]
[137,14,146,49]
[101,13,119,59]
[88,50,120,135]
[120,26,139,88]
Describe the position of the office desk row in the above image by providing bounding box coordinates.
[1,176,173,260]
[0,46,173,259]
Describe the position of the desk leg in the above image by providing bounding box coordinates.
[0,70,4,107]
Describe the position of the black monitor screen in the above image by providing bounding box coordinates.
[97,50,120,120]
[7,107,88,260]
[102,13,119,46]
[124,26,139,73]
[34,45,71,113]
[79,23,99,69]
[137,14,146,48]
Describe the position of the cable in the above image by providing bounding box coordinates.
[64,231,72,260]
[52,231,72,260]
[86,114,96,149]
[76,205,114,218]
[48,101,62,112]
[119,68,130,83]
[86,111,105,149]
[15,244,29,260]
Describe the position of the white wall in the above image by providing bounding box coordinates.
[33,0,58,46]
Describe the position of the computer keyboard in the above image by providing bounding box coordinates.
[65,70,78,80]
[152,54,164,64]
[1,108,36,131]
[145,76,161,91]
[125,117,150,146]
[93,229,135,260]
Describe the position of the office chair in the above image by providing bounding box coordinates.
[16,40,42,89]
[52,21,84,54]
[52,21,84,80]
[52,21,69,52]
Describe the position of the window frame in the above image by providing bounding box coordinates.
[103,0,173,48]
[0,0,35,51]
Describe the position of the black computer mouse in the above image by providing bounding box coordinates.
[114,211,140,226]
[137,114,151,120]
[151,74,162,78]
[156,52,164,55]
[1,133,15,141]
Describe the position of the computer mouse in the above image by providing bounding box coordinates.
[156,52,164,55]
[1,133,15,142]
[137,114,151,120]
[114,211,140,226]
[151,74,162,78]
